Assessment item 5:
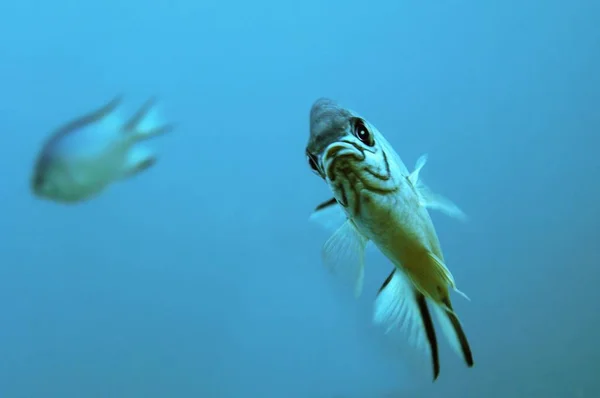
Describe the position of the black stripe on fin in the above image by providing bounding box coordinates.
[442,298,474,367]
[416,292,440,381]
[377,269,395,293]
[377,270,440,382]
[124,97,157,132]
[314,197,338,212]
[50,95,123,143]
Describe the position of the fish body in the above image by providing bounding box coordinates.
[31,96,173,203]
[305,98,473,380]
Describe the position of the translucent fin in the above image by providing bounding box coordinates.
[124,97,175,141]
[408,153,428,186]
[427,252,470,302]
[121,146,156,179]
[373,269,440,381]
[416,180,467,222]
[430,298,474,368]
[309,197,348,233]
[51,95,123,139]
[322,220,368,298]
[407,153,467,222]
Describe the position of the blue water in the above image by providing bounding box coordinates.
[0,0,598,397]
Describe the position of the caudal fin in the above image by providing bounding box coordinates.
[430,298,474,368]
[373,269,440,381]
[124,97,175,140]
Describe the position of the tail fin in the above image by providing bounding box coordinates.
[430,298,474,368]
[124,97,175,140]
[373,269,440,381]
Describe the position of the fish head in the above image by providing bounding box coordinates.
[30,150,93,203]
[31,152,67,200]
[305,98,396,208]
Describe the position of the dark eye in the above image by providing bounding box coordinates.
[307,153,319,172]
[352,119,374,146]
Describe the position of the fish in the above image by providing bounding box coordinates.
[31,95,174,204]
[305,98,473,381]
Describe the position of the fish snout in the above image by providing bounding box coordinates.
[322,141,365,180]
[30,169,57,198]
[323,141,363,164]
[31,171,46,193]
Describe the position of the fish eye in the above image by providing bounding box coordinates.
[352,119,374,147]
[306,153,319,172]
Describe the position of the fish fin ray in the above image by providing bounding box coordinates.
[427,252,470,301]
[322,220,368,298]
[408,154,467,222]
[408,153,428,186]
[427,252,456,286]
[416,179,467,222]
[374,269,440,381]
[124,97,175,140]
[431,299,474,368]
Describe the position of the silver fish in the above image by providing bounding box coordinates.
[305,98,473,381]
[31,95,173,204]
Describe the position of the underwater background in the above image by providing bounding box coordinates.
[0,0,598,397]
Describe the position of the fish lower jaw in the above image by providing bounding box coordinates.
[325,158,362,184]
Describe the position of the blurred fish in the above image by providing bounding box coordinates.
[31,95,173,204]
[305,98,473,381]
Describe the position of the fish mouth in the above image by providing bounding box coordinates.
[322,138,396,207]
[323,140,365,169]
[30,172,44,193]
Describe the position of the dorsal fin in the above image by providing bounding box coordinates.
[47,95,123,144]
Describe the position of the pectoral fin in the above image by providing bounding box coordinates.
[417,182,467,222]
[408,154,467,222]
[309,197,348,232]
[321,219,368,298]
[408,154,428,186]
